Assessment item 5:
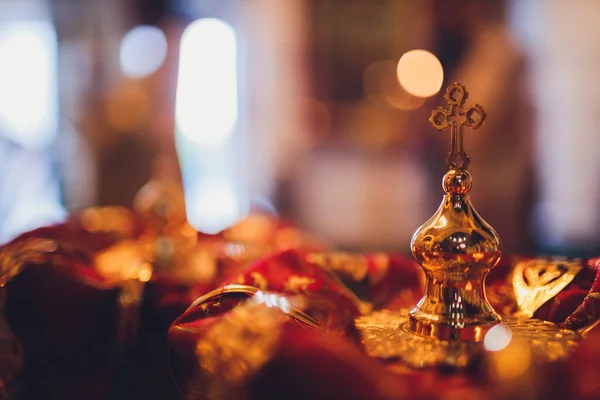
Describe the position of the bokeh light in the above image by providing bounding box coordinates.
[176,18,238,145]
[0,21,58,150]
[397,49,444,98]
[486,337,532,382]
[176,18,247,236]
[185,177,242,235]
[484,324,513,352]
[119,25,168,78]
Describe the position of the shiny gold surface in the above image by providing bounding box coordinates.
[512,258,582,318]
[408,83,501,342]
[185,284,322,329]
[369,82,587,369]
[410,170,502,340]
[356,309,580,368]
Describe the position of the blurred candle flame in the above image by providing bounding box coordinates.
[397,50,444,98]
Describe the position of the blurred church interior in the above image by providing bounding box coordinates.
[1,0,599,257]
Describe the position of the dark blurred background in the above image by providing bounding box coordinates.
[0,0,598,256]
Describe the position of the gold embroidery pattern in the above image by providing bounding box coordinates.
[307,252,370,282]
[356,309,580,369]
[283,276,316,293]
[512,258,582,318]
[184,285,321,330]
[249,272,268,290]
[194,303,284,399]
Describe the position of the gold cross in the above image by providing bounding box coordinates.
[429,82,486,170]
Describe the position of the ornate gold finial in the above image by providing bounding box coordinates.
[355,83,584,369]
[429,82,486,170]
[410,82,500,342]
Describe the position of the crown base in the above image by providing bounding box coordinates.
[408,307,500,342]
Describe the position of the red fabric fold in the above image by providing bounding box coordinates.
[562,258,600,330]
[221,249,362,330]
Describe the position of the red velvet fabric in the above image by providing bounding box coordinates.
[247,324,414,400]
[3,223,196,400]
[4,217,600,400]
[2,214,323,400]
[168,251,600,400]
[167,249,432,399]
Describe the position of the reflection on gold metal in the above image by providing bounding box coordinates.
[186,284,262,311]
[185,285,321,330]
[410,181,501,338]
[512,258,582,318]
[429,82,486,170]
[354,82,587,369]
[408,83,500,342]
[356,309,579,368]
